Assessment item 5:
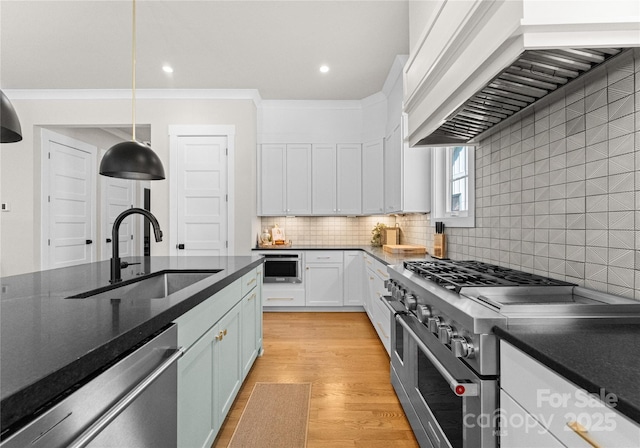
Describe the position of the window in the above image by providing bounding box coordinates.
[432,145,475,227]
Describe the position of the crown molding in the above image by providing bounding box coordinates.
[4,89,263,106]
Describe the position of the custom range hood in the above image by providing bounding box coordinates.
[416,48,622,146]
[403,0,640,148]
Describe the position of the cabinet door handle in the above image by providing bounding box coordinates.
[376,322,389,339]
[377,269,389,278]
[566,421,602,448]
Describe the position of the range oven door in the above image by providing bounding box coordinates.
[395,314,497,448]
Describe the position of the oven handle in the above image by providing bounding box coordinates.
[396,315,479,397]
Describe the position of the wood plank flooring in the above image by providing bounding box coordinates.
[212,312,419,448]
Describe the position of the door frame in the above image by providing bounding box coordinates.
[40,128,98,270]
[169,125,235,256]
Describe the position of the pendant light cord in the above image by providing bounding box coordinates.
[132,0,136,141]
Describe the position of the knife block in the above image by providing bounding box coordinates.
[433,234,446,259]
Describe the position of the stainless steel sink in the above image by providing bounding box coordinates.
[70,270,222,300]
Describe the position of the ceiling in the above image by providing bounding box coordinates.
[0,0,410,100]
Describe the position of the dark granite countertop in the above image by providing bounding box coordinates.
[495,324,640,425]
[252,245,431,266]
[0,255,263,434]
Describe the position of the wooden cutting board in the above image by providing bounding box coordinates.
[383,244,427,255]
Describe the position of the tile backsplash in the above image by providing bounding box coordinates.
[432,48,639,300]
[259,216,396,246]
[261,48,639,300]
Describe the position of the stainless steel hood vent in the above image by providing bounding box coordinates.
[416,48,622,146]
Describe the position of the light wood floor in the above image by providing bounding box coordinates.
[212,312,419,448]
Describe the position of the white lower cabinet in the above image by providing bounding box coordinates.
[343,251,363,306]
[305,251,344,307]
[500,390,565,448]
[500,340,640,448]
[363,253,391,354]
[175,268,262,448]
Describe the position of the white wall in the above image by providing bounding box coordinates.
[259,100,364,144]
[1,93,258,276]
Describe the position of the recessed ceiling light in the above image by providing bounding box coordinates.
[319,65,330,73]
[162,65,174,74]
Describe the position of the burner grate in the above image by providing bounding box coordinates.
[404,260,574,292]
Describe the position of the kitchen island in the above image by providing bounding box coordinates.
[0,255,263,435]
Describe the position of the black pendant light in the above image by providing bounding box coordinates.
[1,89,23,143]
[99,0,165,180]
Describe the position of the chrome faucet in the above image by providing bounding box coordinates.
[110,208,163,283]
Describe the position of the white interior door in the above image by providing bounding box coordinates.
[176,136,228,256]
[100,160,134,261]
[42,130,97,269]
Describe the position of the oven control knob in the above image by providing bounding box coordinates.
[451,336,475,359]
[416,305,432,323]
[404,294,417,311]
[384,280,394,292]
[438,325,457,345]
[427,317,442,334]
[394,288,406,301]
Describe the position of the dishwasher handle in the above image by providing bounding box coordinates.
[68,346,185,448]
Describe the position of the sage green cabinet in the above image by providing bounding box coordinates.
[175,267,262,448]
[215,303,242,423]
[176,326,217,448]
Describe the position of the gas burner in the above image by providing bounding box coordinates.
[404,260,575,292]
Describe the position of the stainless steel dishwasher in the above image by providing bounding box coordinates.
[1,324,183,448]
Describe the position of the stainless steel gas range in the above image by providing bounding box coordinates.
[383,259,640,448]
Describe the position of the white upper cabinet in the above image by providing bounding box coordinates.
[259,144,286,215]
[362,139,384,215]
[384,125,402,213]
[259,143,311,216]
[383,56,431,214]
[314,143,363,215]
[285,144,312,215]
[312,144,337,214]
[336,144,362,215]
[404,0,640,147]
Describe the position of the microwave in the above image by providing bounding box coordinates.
[259,252,302,283]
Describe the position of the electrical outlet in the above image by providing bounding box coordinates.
[1,203,10,212]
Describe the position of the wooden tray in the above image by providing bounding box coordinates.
[383,244,426,255]
[258,242,292,249]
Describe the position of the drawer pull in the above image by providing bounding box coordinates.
[376,268,389,278]
[266,297,294,301]
[248,293,257,301]
[567,421,602,448]
[316,256,332,259]
[376,322,389,339]
[247,278,256,286]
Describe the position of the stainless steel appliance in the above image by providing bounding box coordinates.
[1,325,183,448]
[260,252,302,283]
[383,259,640,448]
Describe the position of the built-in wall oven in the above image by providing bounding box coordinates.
[260,252,302,284]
